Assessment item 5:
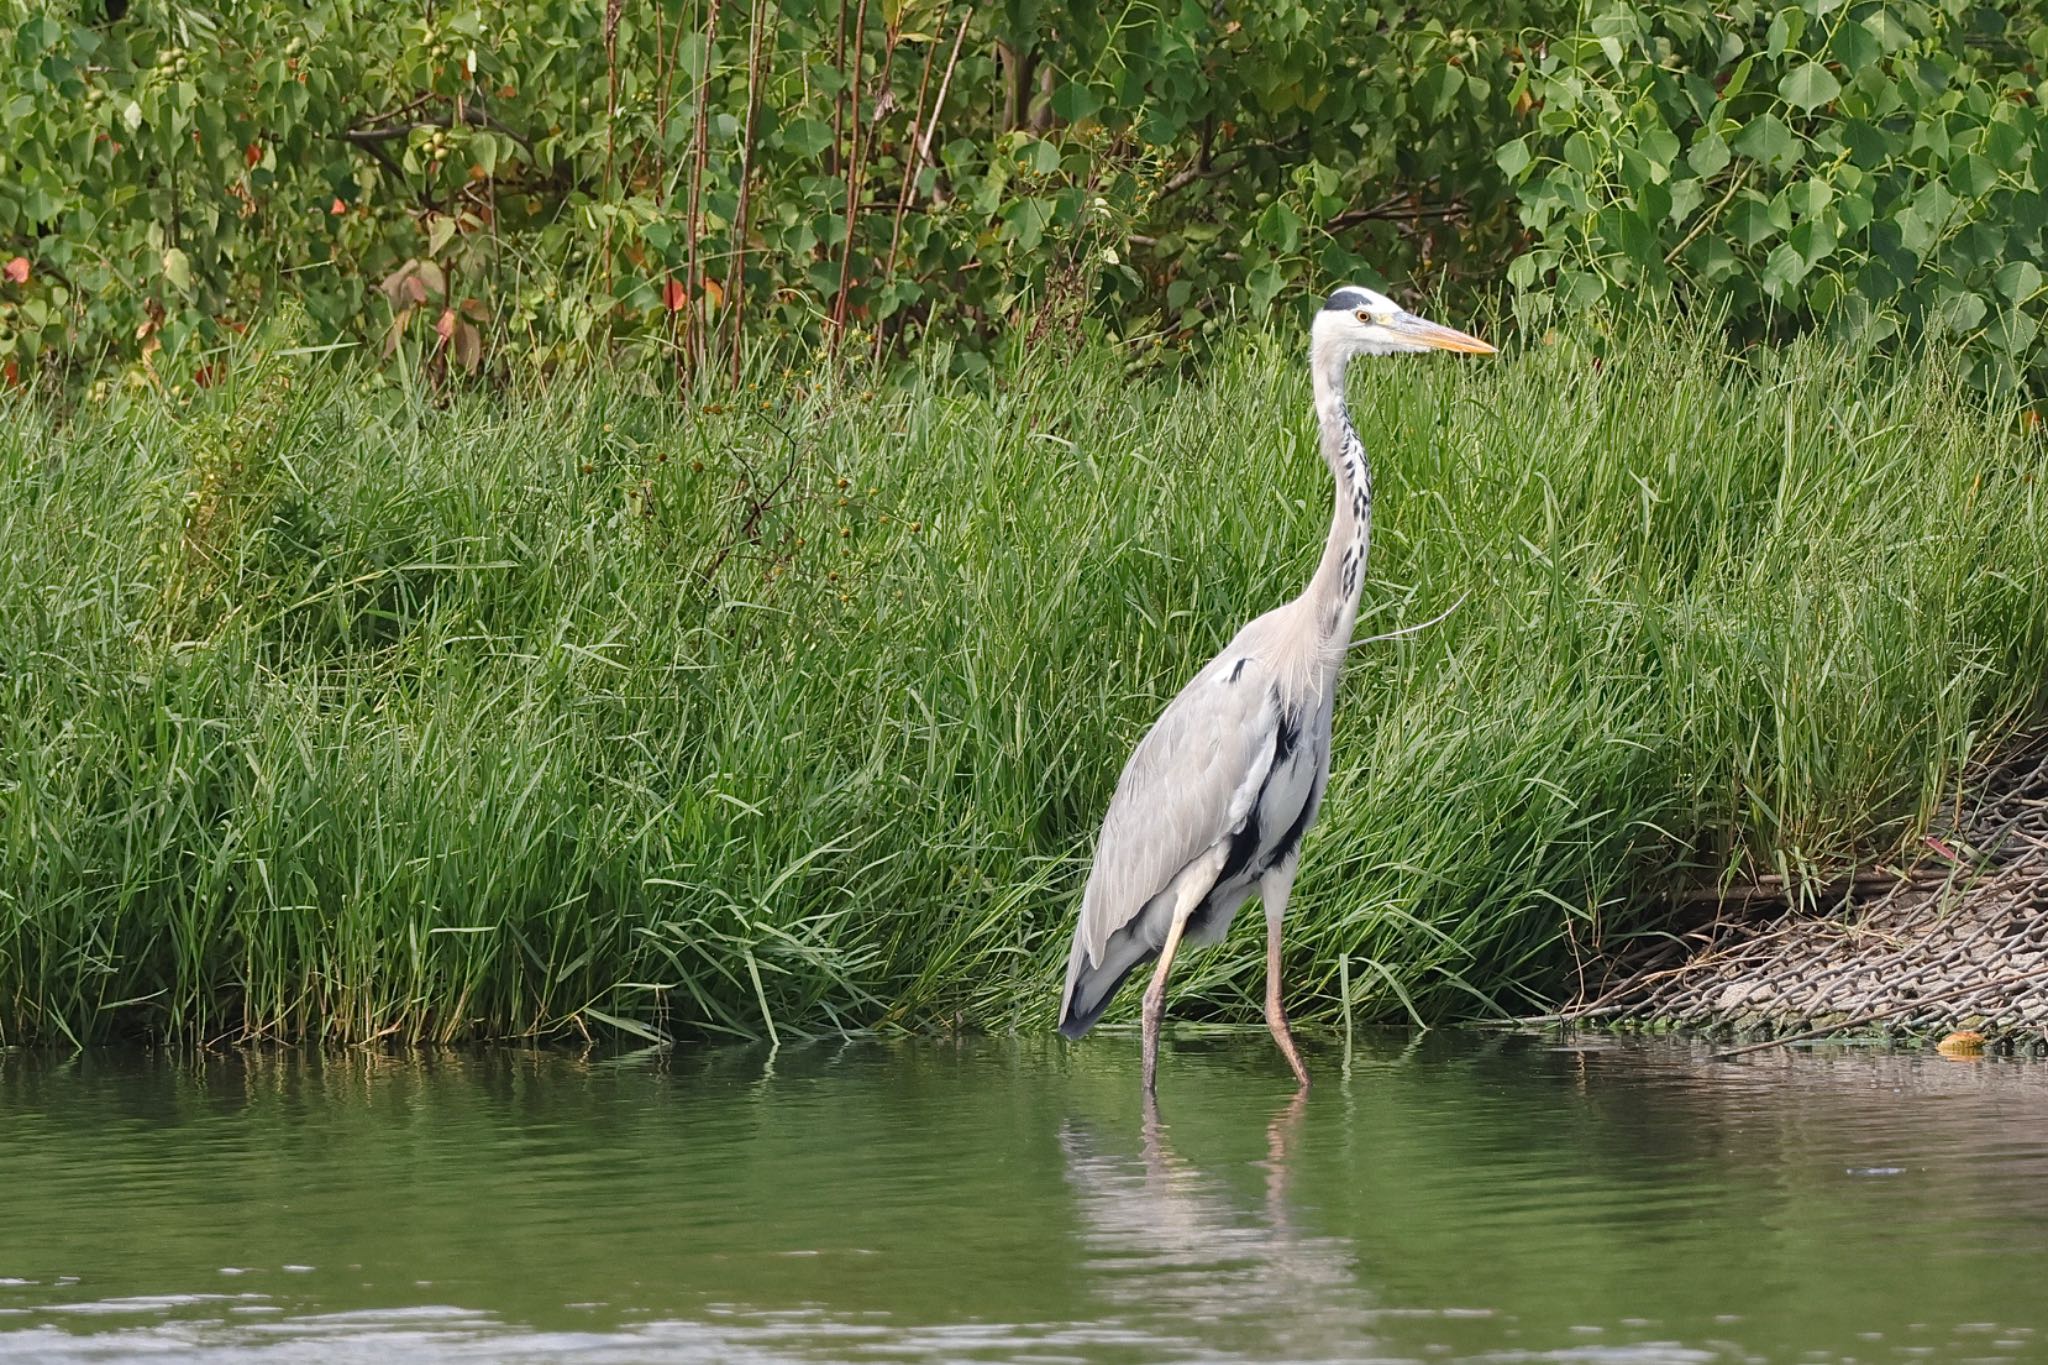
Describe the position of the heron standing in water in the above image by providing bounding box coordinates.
[1056,287,1494,1093]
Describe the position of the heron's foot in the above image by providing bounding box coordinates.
[1141,985,1166,1094]
[1266,1000,1311,1092]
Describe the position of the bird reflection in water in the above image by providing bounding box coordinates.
[1058,1093,1383,1358]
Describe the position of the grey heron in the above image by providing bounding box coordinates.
[1056,286,1495,1093]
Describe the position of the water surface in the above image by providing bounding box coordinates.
[4,1033,2046,1362]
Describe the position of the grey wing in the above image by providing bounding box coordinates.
[1058,653,1281,1030]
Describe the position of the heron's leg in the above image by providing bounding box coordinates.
[1140,911,1190,1097]
[1260,863,1311,1090]
[1141,849,1223,1096]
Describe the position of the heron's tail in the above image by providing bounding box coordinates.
[1056,915,1160,1040]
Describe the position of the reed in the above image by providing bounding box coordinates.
[2,317,2043,1046]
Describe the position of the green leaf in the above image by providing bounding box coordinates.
[1246,260,1284,312]
[1787,178,1833,217]
[1987,307,2040,354]
[1506,250,1551,289]
[1733,114,1800,169]
[1729,195,1778,245]
[1982,118,2025,168]
[1256,199,1302,252]
[1690,234,1741,282]
[1935,289,1986,334]
[780,117,831,157]
[1995,260,2043,303]
[1049,83,1101,122]
[1667,176,1705,225]
[1562,268,1607,308]
[1761,242,1810,299]
[1640,126,1680,176]
[1688,134,1731,177]
[1721,55,1756,101]
[1496,136,1532,180]
[999,196,1054,250]
[1949,153,1997,198]
[161,247,192,293]
[1779,63,1841,112]
[1831,22,1881,74]
[1766,12,1795,58]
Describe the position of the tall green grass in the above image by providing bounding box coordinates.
[3,321,2044,1045]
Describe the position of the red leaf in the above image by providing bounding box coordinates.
[435,308,457,343]
[329,198,348,216]
[194,363,222,389]
[3,257,28,285]
[245,140,262,168]
[663,279,687,312]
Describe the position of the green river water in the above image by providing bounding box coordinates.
[3,1034,2045,1363]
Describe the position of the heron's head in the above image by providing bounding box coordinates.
[1310,285,1495,360]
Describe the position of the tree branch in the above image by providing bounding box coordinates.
[1325,196,1468,231]
[339,103,536,153]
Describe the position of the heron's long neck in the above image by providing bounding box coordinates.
[1304,352,1371,647]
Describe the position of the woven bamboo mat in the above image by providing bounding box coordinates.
[1554,741,2048,1046]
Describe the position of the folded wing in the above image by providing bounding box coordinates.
[1058,652,1281,1035]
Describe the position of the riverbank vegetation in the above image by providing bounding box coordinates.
[4,319,2044,1045]
[4,1,2045,398]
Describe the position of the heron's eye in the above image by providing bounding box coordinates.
[1354,309,1370,323]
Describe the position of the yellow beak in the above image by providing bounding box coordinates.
[1397,315,1497,354]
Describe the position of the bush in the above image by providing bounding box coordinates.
[1,2,2042,398]
[1501,0,2048,394]
[0,0,1535,384]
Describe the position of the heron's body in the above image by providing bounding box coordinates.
[1055,286,1492,1092]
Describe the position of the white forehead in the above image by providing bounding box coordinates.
[1322,285,1397,314]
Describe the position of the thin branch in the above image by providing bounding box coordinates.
[726,0,775,385]
[873,7,948,366]
[683,0,726,375]
[338,105,536,153]
[1326,198,1468,231]
[917,7,973,168]
[603,0,624,180]
[1666,166,1751,265]
[830,0,850,179]
[827,0,875,346]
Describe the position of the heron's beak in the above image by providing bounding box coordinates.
[1395,314,1496,354]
